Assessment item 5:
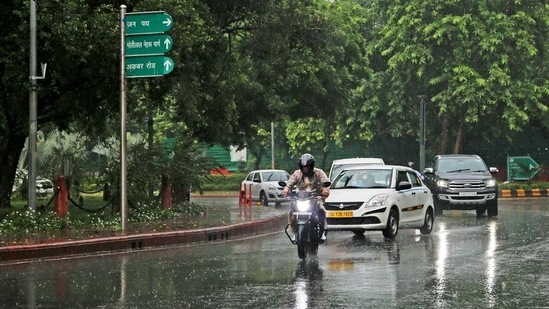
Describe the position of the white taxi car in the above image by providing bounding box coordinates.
[325,165,434,238]
[241,169,290,206]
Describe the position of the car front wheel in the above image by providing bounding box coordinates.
[260,191,268,206]
[420,208,434,235]
[382,208,399,239]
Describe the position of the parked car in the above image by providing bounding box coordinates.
[324,165,434,239]
[328,157,385,181]
[36,178,54,199]
[241,169,290,206]
[422,154,498,217]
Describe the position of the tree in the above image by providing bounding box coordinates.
[365,0,549,154]
[0,1,120,208]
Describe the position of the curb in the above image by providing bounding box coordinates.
[500,189,549,198]
[0,213,287,264]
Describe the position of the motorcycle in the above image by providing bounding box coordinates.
[279,181,331,259]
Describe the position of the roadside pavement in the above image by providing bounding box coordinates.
[0,195,289,264]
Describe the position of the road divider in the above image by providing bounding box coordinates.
[500,188,549,198]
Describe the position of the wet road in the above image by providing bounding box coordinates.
[0,199,548,308]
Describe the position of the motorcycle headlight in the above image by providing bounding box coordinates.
[296,200,311,212]
[437,179,449,188]
[366,194,389,207]
[485,179,497,187]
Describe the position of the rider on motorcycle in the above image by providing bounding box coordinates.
[281,153,330,242]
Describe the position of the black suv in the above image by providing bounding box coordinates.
[423,154,498,216]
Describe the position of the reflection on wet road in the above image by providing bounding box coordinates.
[0,199,548,308]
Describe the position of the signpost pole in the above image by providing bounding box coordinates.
[119,9,174,230]
[120,5,128,231]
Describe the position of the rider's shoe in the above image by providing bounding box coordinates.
[319,232,327,244]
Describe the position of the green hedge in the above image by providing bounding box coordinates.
[200,173,247,192]
[198,173,549,192]
[499,181,549,190]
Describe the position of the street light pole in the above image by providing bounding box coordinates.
[418,95,426,172]
[29,0,46,211]
[271,122,275,169]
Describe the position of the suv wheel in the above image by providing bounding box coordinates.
[476,208,487,217]
[434,200,443,216]
[487,201,498,217]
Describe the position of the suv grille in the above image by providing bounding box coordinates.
[449,180,485,190]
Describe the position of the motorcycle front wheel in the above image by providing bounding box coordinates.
[307,242,319,256]
[297,225,307,259]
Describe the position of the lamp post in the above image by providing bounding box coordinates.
[418,95,426,172]
[271,122,275,169]
[29,0,47,212]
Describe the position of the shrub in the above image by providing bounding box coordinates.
[200,173,247,192]
[499,181,549,190]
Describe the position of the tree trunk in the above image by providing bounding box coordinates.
[453,120,465,154]
[0,132,27,208]
[438,116,450,154]
[253,145,265,170]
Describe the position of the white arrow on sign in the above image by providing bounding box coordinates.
[163,18,172,27]
[164,38,171,49]
[164,59,173,71]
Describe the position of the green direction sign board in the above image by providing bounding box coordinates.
[125,34,173,56]
[125,11,173,35]
[125,56,174,78]
[507,156,540,180]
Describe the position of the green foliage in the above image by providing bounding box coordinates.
[200,173,247,192]
[0,210,63,235]
[499,181,549,190]
[368,0,549,153]
[130,202,207,222]
[0,199,208,236]
[3,0,549,210]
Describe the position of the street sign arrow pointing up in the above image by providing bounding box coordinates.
[125,34,173,56]
[163,59,173,71]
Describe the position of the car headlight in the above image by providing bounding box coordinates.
[485,179,497,187]
[366,194,389,207]
[437,179,449,188]
[267,184,276,190]
[296,200,311,212]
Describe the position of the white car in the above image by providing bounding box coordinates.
[324,165,435,238]
[241,169,290,206]
[328,157,385,181]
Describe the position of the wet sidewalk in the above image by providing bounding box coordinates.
[0,196,289,264]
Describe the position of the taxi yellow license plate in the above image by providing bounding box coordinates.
[327,211,353,218]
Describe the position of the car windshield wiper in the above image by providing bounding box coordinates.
[447,169,471,173]
[471,169,487,172]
